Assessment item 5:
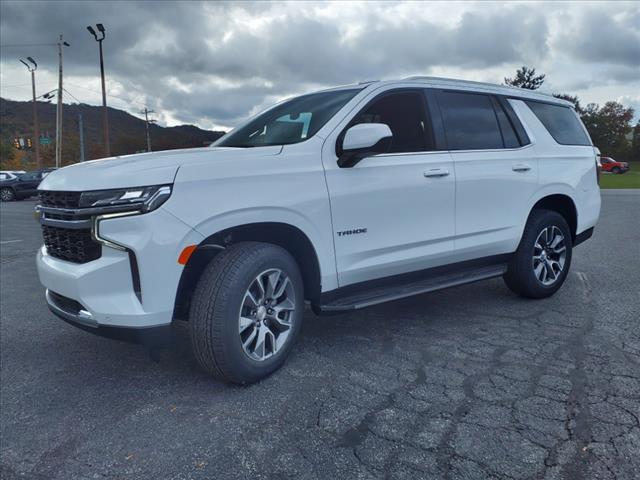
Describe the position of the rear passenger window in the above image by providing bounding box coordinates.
[525,101,591,146]
[437,91,503,150]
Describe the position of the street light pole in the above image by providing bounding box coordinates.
[20,57,41,169]
[55,35,69,169]
[78,114,86,162]
[88,23,110,158]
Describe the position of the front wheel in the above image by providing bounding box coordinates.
[504,209,573,299]
[0,188,15,202]
[189,242,304,384]
[612,167,621,174]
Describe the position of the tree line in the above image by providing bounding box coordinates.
[505,66,638,161]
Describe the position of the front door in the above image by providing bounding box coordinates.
[15,172,42,196]
[322,89,456,287]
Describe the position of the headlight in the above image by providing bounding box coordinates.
[79,184,172,212]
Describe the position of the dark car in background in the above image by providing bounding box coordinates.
[600,157,630,174]
[0,169,56,201]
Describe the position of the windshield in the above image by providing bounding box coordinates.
[215,88,362,148]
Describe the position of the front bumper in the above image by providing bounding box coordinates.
[45,289,173,344]
[36,206,204,330]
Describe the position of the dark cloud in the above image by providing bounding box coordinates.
[558,6,640,66]
[1,1,638,129]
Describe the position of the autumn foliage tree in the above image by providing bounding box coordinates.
[581,102,634,159]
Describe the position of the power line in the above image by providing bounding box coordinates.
[0,43,57,48]
[64,81,151,109]
[63,87,83,104]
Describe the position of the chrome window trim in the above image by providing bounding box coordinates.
[364,142,535,159]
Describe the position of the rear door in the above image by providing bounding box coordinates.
[322,88,456,287]
[433,89,538,260]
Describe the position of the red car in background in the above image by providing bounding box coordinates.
[600,157,630,174]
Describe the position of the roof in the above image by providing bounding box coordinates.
[309,76,573,108]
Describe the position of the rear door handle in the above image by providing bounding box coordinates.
[423,168,450,178]
[512,164,531,172]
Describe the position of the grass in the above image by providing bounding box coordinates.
[599,169,640,189]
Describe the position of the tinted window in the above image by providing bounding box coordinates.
[525,101,591,146]
[491,97,520,148]
[351,91,432,153]
[437,91,503,150]
[216,89,361,148]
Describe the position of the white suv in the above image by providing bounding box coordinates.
[36,77,600,383]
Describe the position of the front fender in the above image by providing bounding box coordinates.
[182,207,338,292]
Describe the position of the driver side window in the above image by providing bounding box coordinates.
[351,91,434,153]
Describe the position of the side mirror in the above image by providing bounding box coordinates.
[338,123,392,168]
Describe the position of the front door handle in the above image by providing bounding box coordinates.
[424,168,450,178]
[512,164,531,172]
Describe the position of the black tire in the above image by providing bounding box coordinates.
[503,209,573,299]
[0,187,15,202]
[612,167,621,174]
[189,242,304,384]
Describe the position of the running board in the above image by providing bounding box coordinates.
[317,264,507,313]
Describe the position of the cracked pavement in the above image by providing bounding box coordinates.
[1,191,639,479]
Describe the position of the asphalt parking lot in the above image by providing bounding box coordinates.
[1,192,639,480]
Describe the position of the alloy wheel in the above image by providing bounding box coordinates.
[238,268,296,361]
[532,226,566,286]
[0,188,14,201]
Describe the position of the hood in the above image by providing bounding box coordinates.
[39,146,283,192]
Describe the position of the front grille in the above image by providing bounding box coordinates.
[39,190,81,209]
[39,190,102,264]
[42,224,101,263]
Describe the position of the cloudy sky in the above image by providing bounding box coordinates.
[1,1,638,130]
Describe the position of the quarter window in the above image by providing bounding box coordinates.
[437,91,503,150]
[491,97,520,148]
[525,101,591,146]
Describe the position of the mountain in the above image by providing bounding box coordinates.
[0,97,226,168]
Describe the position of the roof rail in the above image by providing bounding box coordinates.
[402,75,568,104]
[403,75,519,90]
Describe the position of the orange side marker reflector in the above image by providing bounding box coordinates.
[178,245,197,265]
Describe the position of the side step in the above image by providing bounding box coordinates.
[317,264,507,313]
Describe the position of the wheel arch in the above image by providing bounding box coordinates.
[173,222,322,322]
[529,193,578,241]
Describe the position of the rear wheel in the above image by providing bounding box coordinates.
[1,188,15,202]
[189,242,304,384]
[504,209,572,299]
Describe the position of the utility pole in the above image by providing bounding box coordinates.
[140,108,156,152]
[20,57,41,169]
[55,35,69,168]
[78,114,85,162]
[87,24,110,157]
